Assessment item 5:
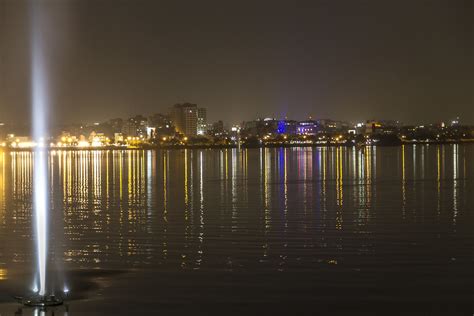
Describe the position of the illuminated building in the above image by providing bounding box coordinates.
[197,107,208,135]
[6,134,35,148]
[364,120,400,135]
[172,103,198,136]
[89,131,110,147]
[122,115,148,138]
[114,132,124,143]
[365,120,382,134]
[297,120,318,135]
[146,127,156,139]
[277,120,297,135]
[57,132,78,147]
[209,120,225,137]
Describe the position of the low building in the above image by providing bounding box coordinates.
[114,133,124,143]
[297,120,318,135]
[277,120,298,135]
[7,134,34,148]
[89,132,110,147]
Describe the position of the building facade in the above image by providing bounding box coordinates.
[172,103,207,137]
[172,103,199,136]
[197,108,207,135]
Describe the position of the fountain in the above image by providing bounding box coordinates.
[19,0,64,307]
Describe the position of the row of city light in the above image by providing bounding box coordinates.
[1,136,192,149]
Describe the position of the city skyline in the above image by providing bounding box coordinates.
[0,108,472,149]
[0,0,472,125]
[0,1,472,314]
[0,106,469,132]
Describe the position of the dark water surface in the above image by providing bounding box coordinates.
[0,145,472,315]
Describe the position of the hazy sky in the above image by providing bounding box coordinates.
[0,0,472,125]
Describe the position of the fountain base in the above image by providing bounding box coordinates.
[22,294,63,307]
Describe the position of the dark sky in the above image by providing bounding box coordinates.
[0,0,472,125]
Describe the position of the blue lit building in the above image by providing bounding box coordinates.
[277,120,298,135]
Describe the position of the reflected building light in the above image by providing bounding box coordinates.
[162,151,168,221]
[196,150,205,268]
[263,148,271,258]
[0,268,7,280]
[413,145,417,180]
[183,149,190,269]
[441,145,445,183]
[275,148,289,272]
[49,151,54,203]
[0,153,5,227]
[307,148,313,182]
[316,148,322,181]
[162,151,168,260]
[322,147,327,211]
[141,151,146,206]
[239,149,249,208]
[225,149,228,180]
[106,151,110,208]
[264,148,271,229]
[421,146,425,178]
[217,150,224,206]
[437,146,441,217]
[355,149,364,219]
[67,152,72,212]
[335,147,343,230]
[189,150,195,228]
[146,151,154,231]
[352,148,356,180]
[118,151,124,258]
[453,144,458,224]
[402,145,406,219]
[128,151,133,207]
[284,148,288,229]
[300,149,308,221]
[119,151,123,202]
[184,149,189,209]
[337,147,344,206]
[199,151,204,212]
[231,149,238,232]
[93,151,102,207]
[365,147,372,208]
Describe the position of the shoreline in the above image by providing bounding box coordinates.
[2,140,474,152]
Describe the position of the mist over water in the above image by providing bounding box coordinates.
[0,146,472,315]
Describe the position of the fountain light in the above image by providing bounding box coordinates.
[24,0,64,307]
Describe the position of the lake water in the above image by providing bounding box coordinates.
[0,145,472,315]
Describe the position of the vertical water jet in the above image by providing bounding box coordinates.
[30,0,50,299]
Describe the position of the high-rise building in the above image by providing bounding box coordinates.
[172,103,198,136]
[121,115,148,137]
[197,108,207,135]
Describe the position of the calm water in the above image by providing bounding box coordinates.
[0,145,472,315]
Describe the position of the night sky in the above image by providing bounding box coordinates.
[0,0,472,125]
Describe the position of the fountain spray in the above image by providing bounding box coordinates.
[31,3,49,297]
[20,0,62,307]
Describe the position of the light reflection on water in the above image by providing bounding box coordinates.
[0,145,472,313]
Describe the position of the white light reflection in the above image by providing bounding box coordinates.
[453,144,458,225]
